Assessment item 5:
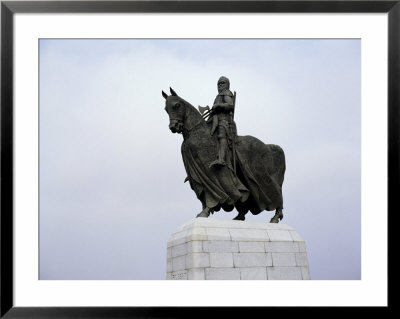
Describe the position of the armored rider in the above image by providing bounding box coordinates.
[208,76,237,169]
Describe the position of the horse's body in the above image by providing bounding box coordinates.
[163,88,285,222]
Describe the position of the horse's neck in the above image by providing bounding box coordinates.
[183,103,206,138]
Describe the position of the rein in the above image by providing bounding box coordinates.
[184,118,204,133]
[182,103,205,135]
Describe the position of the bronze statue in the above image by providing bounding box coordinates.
[163,77,285,223]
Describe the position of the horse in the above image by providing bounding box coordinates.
[163,87,286,223]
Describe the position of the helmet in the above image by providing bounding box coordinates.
[217,76,230,91]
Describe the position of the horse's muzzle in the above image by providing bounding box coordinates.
[169,120,183,134]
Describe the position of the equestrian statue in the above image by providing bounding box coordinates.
[162,76,286,223]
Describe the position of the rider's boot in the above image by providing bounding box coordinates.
[209,138,227,168]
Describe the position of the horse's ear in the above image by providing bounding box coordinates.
[162,90,168,100]
[170,87,177,96]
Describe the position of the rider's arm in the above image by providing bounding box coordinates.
[213,95,234,112]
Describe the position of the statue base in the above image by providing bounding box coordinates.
[167,218,310,280]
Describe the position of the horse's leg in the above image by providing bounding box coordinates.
[233,201,247,221]
[270,207,283,223]
[196,206,211,218]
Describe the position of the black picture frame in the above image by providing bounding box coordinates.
[1,0,394,317]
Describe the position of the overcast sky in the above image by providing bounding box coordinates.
[39,39,360,280]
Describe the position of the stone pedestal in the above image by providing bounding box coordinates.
[167,218,310,280]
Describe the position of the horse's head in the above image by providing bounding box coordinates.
[162,87,186,134]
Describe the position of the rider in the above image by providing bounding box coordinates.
[208,76,237,169]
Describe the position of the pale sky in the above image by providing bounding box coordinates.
[39,39,361,280]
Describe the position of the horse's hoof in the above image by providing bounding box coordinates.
[269,217,279,223]
[270,213,283,223]
[233,214,245,221]
[196,208,210,218]
[196,213,208,218]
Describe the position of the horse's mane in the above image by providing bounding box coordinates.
[177,96,197,113]
[174,94,208,136]
[177,95,205,122]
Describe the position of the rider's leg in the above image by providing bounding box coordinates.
[210,126,227,168]
[218,137,228,165]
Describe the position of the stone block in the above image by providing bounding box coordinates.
[172,255,186,271]
[171,243,187,257]
[230,228,269,241]
[181,218,294,231]
[267,267,302,280]
[301,267,311,280]
[206,227,231,240]
[240,267,267,280]
[295,253,309,266]
[167,259,172,272]
[203,240,239,253]
[210,253,234,267]
[267,230,293,242]
[188,268,205,280]
[239,241,265,252]
[187,241,203,253]
[167,230,189,247]
[271,253,297,266]
[233,252,272,267]
[188,227,208,241]
[289,230,305,242]
[298,242,307,253]
[265,241,298,253]
[186,252,210,269]
[205,268,241,280]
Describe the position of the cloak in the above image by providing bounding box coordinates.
[181,129,285,215]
